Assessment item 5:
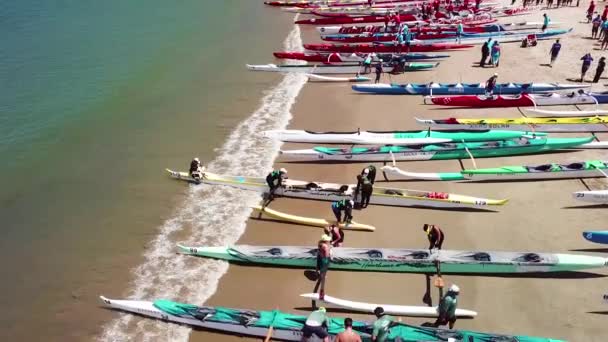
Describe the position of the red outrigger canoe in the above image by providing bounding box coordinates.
[296,14,417,25]
[429,94,535,107]
[322,32,458,43]
[304,42,473,53]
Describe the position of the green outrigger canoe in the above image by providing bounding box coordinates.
[279,136,594,162]
[178,245,608,274]
[382,160,608,181]
[100,296,565,341]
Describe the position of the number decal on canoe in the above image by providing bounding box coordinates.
[190,248,198,254]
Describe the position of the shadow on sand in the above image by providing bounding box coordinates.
[569,248,608,253]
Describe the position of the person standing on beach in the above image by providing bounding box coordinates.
[485,73,498,96]
[490,41,501,67]
[335,318,362,342]
[316,235,332,300]
[363,53,373,73]
[359,170,373,208]
[480,38,490,67]
[301,307,331,342]
[603,33,608,50]
[456,22,464,43]
[581,53,594,82]
[423,224,445,250]
[588,1,596,22]
[593,57,606,83]
[374,61,383,83]
[434,284,460,329]
[371,307,394,342]
[265,168,287,200]
[549,39,561,67]
[593,15,602,38]
[331,199,354,223]
[542,13,550,32]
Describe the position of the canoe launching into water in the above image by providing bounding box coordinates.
[178,244,608,274]
[166,170,508,210]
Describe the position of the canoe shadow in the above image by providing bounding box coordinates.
[562,204,608,209]
[587,311,608,315]
[569,248,608,253]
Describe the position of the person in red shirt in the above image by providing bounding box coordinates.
[602,6,608,21]
[423,224,445,250]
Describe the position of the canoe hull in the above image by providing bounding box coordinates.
[573,190,608,204]
[416,118,608,133]
[353,83,587,95]
[583,231,608,244]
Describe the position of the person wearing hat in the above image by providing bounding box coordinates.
[189,157,205,181]
[331,199,354,224]
[423,224,444,250]
[335,317,362,342]
[594,57,606,83]
[485,73,498,96]
[316,234,333,300]
[301,307,331,342]
[434,284,460,329]
[265,168,288,200]
[371,307,394,342]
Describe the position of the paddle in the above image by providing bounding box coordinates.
[264,309,279,342]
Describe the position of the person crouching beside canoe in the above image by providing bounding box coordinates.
[485,73,498,96]
[301,307,331,342]
[433,284,460,329]
[325,224,344,247]
[189,157,205,181]
[372,307,395,342]
[316,235,333,300]
[265,168,288,200]
[332,199,354,223]
[423,224,444,250]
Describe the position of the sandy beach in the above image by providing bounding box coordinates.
[190,4,608,342]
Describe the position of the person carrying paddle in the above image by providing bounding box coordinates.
[332,199,354,223]
[335,317,362,342]
[423,224,445,250]
[485,73,498,96]
[549,39,561,67]
[301,307,330,342]
[316,235,333,300]
[581,53,594,82]
[189,157,205,181]
[434,284,460,329]
[593,56,606,83]
[265,168,288,200]
[325,224,344,247]
[371,307,394,342]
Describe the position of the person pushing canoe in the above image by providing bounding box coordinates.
[372,307,395,342]
[265,168,288,200]
[423,224,444,250]
[301,307,330,342]
[189,157,205,181]
[485,73,498,96]
[332,199,354,223]
[434,284,460,329]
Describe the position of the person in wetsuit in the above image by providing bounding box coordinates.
[423,224,445,250]
[265,168,288,200]
[332,199,354,223]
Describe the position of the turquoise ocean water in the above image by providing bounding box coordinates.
[0,1,295,340]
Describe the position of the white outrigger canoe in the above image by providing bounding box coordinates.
[246,62,438,74]
[300,293,477,318]
[252,206,375,231]
[573,190,608,204]
[523,108,608,118]
[166,170,508,210]
[306,73,371,82]
[415,117,608,133]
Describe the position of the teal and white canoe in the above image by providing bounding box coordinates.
[278,137,594,162]
[177,245,608,274]
[100,296,564,342]
[264,129,544,145]
[166,170,508,209]
[382,160,608,181]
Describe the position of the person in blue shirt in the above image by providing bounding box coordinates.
[549,39,561,67]
[581,53,594,82]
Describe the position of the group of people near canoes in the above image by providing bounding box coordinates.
[301,284,461,341]
[589,4,608,49]
[524,0,577,7]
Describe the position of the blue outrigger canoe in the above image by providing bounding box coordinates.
[583,231,608,244]
[352,82,589,95]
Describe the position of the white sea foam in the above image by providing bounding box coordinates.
[98,16,305,342]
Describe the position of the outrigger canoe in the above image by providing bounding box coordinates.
[166,170,508,210]
[352,82,588,95]
[316,21,558,35]
[278,137,594,162]
[178,245,608,274]
[300,293,477,318]
[583,231,608,244]
[416,116,608,132]
[295,14,417,25]
[573,190,608,204]
[426,92,608,107]
[306,74,371,82]
[273,51,449,62]
[381,160,608,182]
[263,129,543,144]
[246,62,438,74]
[303,42,473,53]
[100,296,564,342]
[251,206,375,231]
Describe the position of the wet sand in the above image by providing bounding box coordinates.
[193,4,608,342]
